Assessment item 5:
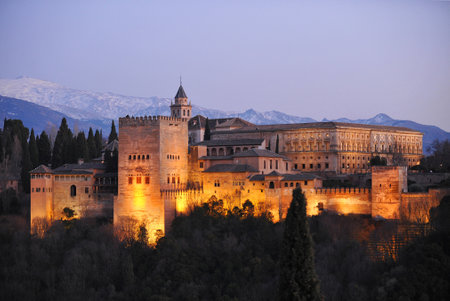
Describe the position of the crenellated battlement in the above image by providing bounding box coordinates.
[311,187,371,195]
[119,115,189,127]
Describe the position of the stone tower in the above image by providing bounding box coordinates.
[371,166,408,219]
[115,87,190,243]
[170,84,192,118]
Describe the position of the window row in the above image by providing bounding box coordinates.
[167,176,181,184]
[69,185,89,196]
[55,175,90,181]
[32,187,52,193]
[129,154,150,160]
[167,154,181,160]
[294,163,329,170]
[31,174,51,179]
[342,163,367,169]
[128,176,150,185]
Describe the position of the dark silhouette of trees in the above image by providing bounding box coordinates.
[29,129,39,168]
[370,155,387,166]
[108,120,118,143]
[204,118,211,141]
[279,188,322,301]
[75,132,89,161]
[37,131,51,165]
[87,127,96,160]
[420,139,450,172]
[52,118,74,168]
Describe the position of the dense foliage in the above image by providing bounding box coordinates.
[0,193,449,300]
[279,188,321,301]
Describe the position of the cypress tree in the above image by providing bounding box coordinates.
[52,118,72,168]
[0,129,3,163]
[204,118,211,141]
[76,132,90,161]
[108,120,118,143]
[95,129,102,157]
[87,128,96,160]
[37,131,51,165]
[279,188,322,301]
[29,128,39,168]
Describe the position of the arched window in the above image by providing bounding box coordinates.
[70,185,76,197]
[269,181,275,189]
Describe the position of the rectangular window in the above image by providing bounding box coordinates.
[137,177,142,184]
[128,177,133,185]
[43,188,45,192]
[317,164,321,169]
[310,164,313,169]
[145,177,150,184]
[304,180,308,185]
[264,160,266,169]
[276,160,278,169]
[270,160,272,169]
[286,162,288,170]
[325,163,329,168]
[302,164,305,169]
[199,162,204,168]
[342,163,345,168]
[85,187,89,194]
[32,188,34,192]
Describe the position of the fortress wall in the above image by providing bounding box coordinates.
[52,175,99,220]
[305,188,372,216]
[116,119,164,241]
[30,175,53,231]
[159,119,189,186]
[371,166,408,219]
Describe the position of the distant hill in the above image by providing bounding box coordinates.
[0,77,449,153]
[0,95,108,136]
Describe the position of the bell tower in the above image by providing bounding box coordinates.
[170,80,192,119]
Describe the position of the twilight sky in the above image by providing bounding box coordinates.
[1,0,449,131]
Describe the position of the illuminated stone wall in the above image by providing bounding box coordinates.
[371,166,408,219]
[116,116,189,242]
[212,125,423,174]
[30,173,53,231]
[30,173,113,232]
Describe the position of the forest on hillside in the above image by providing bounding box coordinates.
[0,194,449,301]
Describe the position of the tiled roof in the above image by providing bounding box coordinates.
[215,121,421,134]
[53,170,93,175]
[175,85,187,98]
[188,115,255,131]
[29,164,53,174]
[194,139,264,147]
[282,174,322,181]
[103,139,118,152]
[249,173,321,181]
[199,155,233,160]
[233,148,288,159]
[203,164,258,173]
[53,162,105,172]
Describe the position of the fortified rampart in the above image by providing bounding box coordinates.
[115,114,189,242]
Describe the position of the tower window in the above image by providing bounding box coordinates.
[70,185,76,196]
[85,187,89,194]
[146,155,149,159]
[145,177,150,184]
[133,155,136,160]
[137,177,142,184]
[128,177,133,185]
[129,155,132,160]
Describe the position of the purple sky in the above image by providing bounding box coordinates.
[1,0,449,131]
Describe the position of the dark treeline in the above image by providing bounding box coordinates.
[1,195,449,300]
[418,139,450,173]
[0,118,118,194]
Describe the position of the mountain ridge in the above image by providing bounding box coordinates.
[0,77,449,153]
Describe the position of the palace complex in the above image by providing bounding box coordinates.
[30,84,449,242]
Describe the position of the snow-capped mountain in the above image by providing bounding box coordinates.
[0,77,449,153]
[0,77,173,120]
